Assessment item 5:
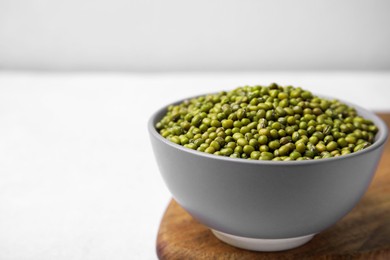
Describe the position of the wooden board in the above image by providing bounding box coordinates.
[156,113,390,260]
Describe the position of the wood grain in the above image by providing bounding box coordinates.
[157,113,390,260]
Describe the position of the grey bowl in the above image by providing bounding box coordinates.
[148,95,388,251]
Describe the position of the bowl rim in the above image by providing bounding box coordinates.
[148,91,389,166]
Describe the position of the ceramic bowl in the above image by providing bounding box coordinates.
[148,95,388,251]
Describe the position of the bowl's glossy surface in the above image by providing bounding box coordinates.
[149,96,388,251]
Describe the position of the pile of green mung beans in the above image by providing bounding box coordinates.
[156,84,378,161]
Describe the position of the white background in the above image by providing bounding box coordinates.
[1,0,390,71]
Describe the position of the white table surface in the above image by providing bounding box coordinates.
[0,71,389,260]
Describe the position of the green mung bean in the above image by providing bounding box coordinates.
[157,84,378,161]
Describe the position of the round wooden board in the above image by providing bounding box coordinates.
[156,114,390,260]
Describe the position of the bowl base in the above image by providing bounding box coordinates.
[211,229,315,252]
